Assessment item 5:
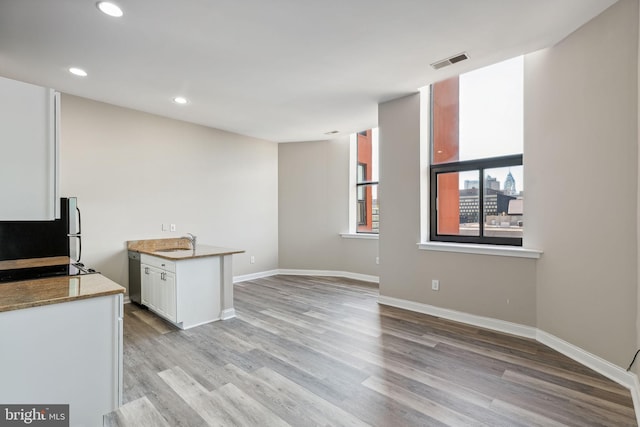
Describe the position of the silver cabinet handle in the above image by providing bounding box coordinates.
[144,267,150,274]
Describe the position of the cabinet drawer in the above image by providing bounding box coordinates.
[140,254,176,272]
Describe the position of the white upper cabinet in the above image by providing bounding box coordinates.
[0,76,59,220]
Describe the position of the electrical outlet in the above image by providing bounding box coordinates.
[375,257,380,265]
[431,279,440,291]
[161,224,168,231]
[170,224,176,232]
[250,256,255,264]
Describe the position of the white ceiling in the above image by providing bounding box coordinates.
[0,0,617,142]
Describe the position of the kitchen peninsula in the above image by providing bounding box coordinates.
[127,238,244,329]
[0,261,125,427]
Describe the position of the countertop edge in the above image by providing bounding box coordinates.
[140,248,245,260]
[0,256,73,271]
[0,274,125,314]
[0,288,124,313]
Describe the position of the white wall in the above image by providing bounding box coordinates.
[278,138,379,277]
[59,95,279,292]
[526,0,638,367]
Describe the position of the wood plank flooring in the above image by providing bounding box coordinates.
[104,275,637,426]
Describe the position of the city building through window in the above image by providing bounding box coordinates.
[430,56,523,245]
[356,129,379,234]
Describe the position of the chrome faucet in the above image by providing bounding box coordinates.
[183,233,197,250]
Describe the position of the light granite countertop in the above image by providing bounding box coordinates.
[0,273,125,313]
[127,238,244,261]
[0,256,72,271]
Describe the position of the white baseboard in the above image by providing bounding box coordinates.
[181,318,221,330]
[229,268,639,422]
[123,296,131,304]
[377,295,537,339]
[234,269,280,283]
[378,293,640,425]
[220,308,236,320]
[536,330,638,389]
[536,330,640,426]
[278,269,379,283]
[631,375,640,426]
[233,269,379,284]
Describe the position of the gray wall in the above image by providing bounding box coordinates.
[526,0,638,367]
[278,0,640,368]
[59,0,639,370]
[374,0,638,368]
[638,0,640,378]
[59,95,279,292]
[278,139,379,277]
[378,94,538,327]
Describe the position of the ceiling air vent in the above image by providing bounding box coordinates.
[430,52,469,70]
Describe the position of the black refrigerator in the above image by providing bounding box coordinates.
[0,197,81,262]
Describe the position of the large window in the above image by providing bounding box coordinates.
[430,56,523,246]
[356,129,379,234]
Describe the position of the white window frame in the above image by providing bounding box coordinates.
[418,87,541,259]
[342,129,380,239]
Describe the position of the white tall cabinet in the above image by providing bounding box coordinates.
[0,76,59,220]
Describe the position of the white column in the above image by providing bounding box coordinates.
[220,254,235,319]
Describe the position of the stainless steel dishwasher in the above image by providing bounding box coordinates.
[128,250,142,304]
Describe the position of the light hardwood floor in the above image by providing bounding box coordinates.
[105,275,637,426]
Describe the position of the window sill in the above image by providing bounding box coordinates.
[418,241,542,259]
[340,233,379,240]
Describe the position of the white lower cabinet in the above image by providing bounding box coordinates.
[140,254,220,329]
[141,263,176,323]
[0,293,123,426]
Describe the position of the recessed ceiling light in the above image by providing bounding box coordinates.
[69,67,88,77]
[173,97,189,105]
[97,2,123,17]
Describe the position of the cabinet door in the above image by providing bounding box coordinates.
[0,76,59,220]
[141,264,161,311]
[158,271,177,323]
[151,269,162,312]
[141,265,152,307]
[142,264,176,323]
